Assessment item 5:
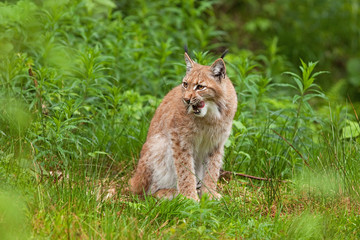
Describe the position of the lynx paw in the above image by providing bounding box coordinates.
[201,188,222,200]
[183,193,200,202]
[153,189,178,200]
[190,195,200,202]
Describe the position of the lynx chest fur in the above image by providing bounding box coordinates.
[130,49,237,201]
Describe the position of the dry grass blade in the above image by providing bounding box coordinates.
[271,129,310,167]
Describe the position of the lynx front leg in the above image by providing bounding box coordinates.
[200,146,223,200]
[171,133,199,201]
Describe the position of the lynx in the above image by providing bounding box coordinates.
[130,48,237,201]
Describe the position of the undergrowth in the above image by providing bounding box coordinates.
[0,0,359,239]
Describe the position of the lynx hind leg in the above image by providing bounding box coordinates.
[129,160,152,195]
[153,189,178,200]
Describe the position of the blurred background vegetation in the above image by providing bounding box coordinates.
[1,0,359,98]
[0,0,359,238]
[217,0,360,100]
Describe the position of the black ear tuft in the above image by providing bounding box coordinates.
[184,45,189,54]
[220,49,229,59]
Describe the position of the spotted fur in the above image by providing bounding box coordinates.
[129,50,237,201]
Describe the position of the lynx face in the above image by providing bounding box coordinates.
[182,53,226,118]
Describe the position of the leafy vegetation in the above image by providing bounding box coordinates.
[0,0,359,239]
[217,0,360,100]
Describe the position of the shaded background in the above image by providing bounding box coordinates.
[1,0,359,100]
[215,0,360,100]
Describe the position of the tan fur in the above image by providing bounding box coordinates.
[130,51,237,201]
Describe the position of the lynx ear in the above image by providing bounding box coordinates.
[211,58,226,80]
[184,52,194,74]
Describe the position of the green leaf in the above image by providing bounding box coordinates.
[233,120,246,131]
[235,151,251,160]
[342,121,360,139]
[302,101,314,114]
[312,71,329,78]
[303,77,315,91]
[283,71,301,79]
[308,83,323,91]
[292,94,302,103]
[292,77,304,94]
[273,83,298,90]
[303,93,326,101]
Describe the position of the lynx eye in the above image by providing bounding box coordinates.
[182,82,188,88]
[196,85,206,91]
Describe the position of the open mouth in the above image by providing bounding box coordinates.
[192,101,205,115]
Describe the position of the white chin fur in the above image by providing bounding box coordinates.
[194,104,208,117]
[194,101,221,118]
[188,101,220,118]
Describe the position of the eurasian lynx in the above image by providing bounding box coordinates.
[130,48,237,201]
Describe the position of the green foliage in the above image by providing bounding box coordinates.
[0,0,359,239]
[283,60,328,133]
[217,0,360,99]
[342,120,360,139]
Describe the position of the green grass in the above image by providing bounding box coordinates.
[1,0,360,239]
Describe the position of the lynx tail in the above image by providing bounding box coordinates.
[129,163,151,195]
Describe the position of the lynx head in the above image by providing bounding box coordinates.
[182,50,227,118]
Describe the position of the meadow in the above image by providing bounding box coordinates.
[0,0,359,239]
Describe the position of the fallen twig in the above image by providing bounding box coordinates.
[220,170,288,182]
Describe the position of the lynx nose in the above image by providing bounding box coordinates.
[183,98,191,104]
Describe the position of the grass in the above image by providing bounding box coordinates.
[0,0,360,239]
[16,172,360,239]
